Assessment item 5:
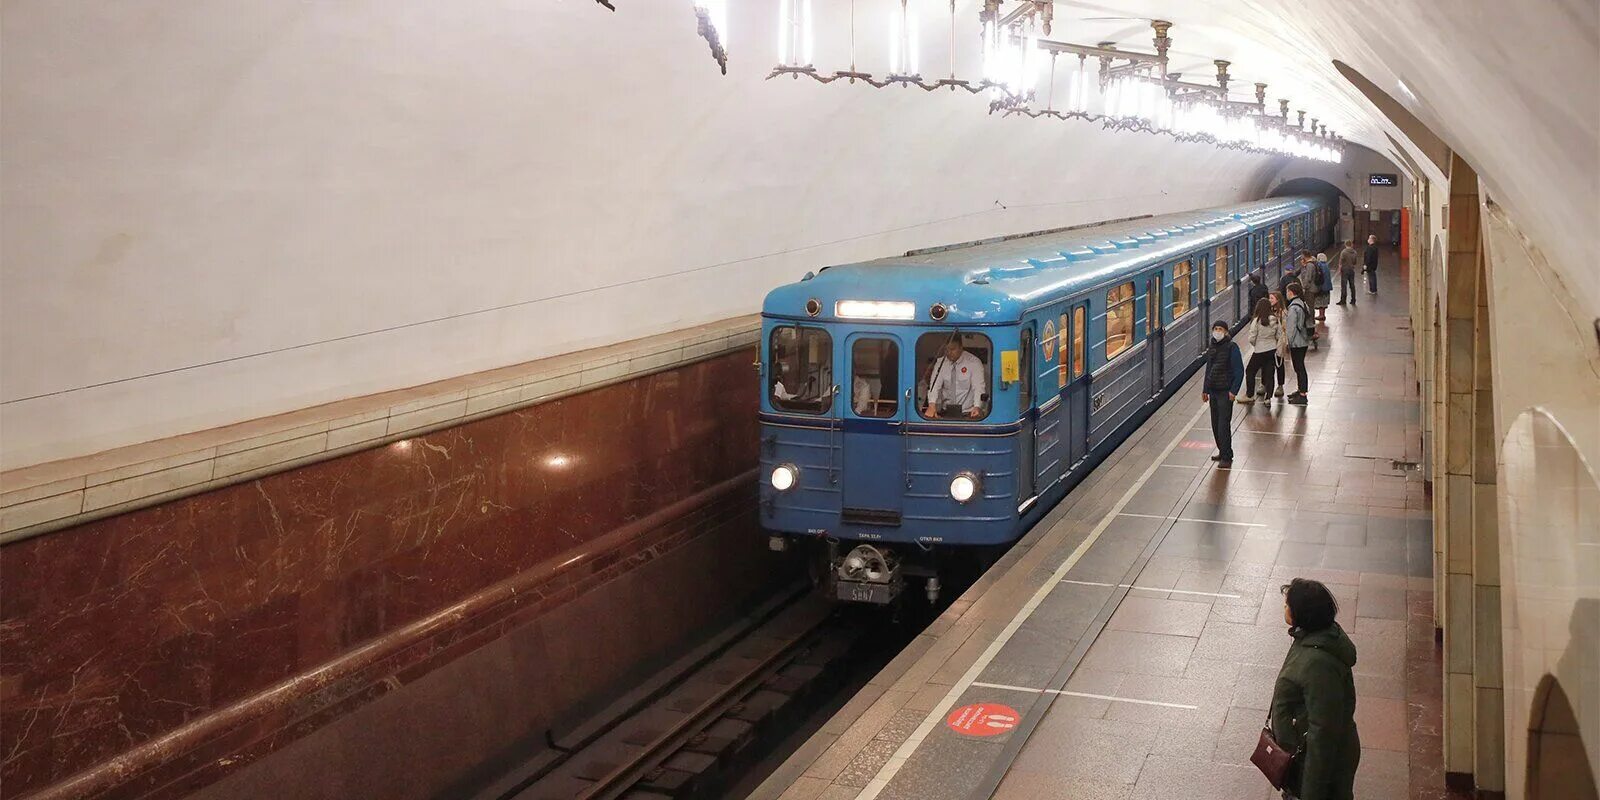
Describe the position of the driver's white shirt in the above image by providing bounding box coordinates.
[928,351,986,412]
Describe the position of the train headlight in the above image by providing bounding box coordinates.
[770,464,799,492]
[949,471,980,503]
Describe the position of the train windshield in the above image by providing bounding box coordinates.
[769,326,834,413]
[915,332,992,421]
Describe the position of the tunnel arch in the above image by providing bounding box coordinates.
[1526,674,1600,800]
[1267,176,1351,207]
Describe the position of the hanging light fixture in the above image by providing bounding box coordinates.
[693,0,728,73]
[777,0,814,68]
[761,4,1343,163]
[888,0,919,77]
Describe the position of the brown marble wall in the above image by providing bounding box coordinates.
[0,350,764,799]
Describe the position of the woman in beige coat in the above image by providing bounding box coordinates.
[1238,298,1284,404]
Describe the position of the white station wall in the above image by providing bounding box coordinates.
[0,2,1283,468]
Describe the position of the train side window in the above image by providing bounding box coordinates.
[1145,276,1161,334]
[1213,247,1228,295]
[1057,313,1069,383]
[1071,306,1086,378]
[850,338,899,418]
[916,332,991,421]
[769,326,833,414]
[1106,282,1135,359]
[1172,260,1193,317]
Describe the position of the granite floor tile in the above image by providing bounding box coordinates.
[1106,596,1212,638]
[1078,630,1198,677]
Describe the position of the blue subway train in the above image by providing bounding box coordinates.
[759,196,1334,604]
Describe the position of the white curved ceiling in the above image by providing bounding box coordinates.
[0,0,1593,466]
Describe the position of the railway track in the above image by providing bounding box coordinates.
[476,584,876,800]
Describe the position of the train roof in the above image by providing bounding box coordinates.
[762,196,1323,325]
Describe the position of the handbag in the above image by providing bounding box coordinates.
[1251,716,1298,790]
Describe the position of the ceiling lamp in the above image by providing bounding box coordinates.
[763,1,1343,164]
[693,0,729,73]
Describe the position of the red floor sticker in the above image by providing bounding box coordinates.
[1180,439,1214,450]
[945,702,1020,737]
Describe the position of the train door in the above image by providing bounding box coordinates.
[841,334,903,523]
[1146,274,1164,398]
[1018,325,1036,505]
[1064,303,1090,466]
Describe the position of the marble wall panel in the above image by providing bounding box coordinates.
[0,349,760,799]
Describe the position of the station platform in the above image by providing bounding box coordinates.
[754,258,1452,800]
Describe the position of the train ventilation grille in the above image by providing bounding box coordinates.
[842,508,903,527]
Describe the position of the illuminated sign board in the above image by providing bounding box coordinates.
[1369,173,1398,186]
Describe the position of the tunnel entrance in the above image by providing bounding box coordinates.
[1271,177,1357,246]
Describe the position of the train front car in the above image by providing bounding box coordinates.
[758,265,1021,605]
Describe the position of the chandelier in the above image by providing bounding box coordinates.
[767,0,1344,163]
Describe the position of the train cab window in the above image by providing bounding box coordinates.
[850,338,899,418]
[1172,261,1193,317]
[769,326,833,414]
[1071,306,1086,378]
[915,332,991,420]
[1106,282,1135,359]
[1213,247,1229,295]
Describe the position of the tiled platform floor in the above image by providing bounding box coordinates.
[755,253,1469,800]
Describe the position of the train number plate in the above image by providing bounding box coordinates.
[837,581,899,604]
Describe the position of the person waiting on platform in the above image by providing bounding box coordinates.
[1268,291,1288,397]
[1281,251,1310,294]
[1247,272,1268,315]
[1268,578,1361,800]
[1363,234,1381,295]
[1201,321,1244,469]
[924,337,986,419]
[1284,283,1313,405]
[1238,297,1283,406]
[1312,254,1331,322]
[1335,240,1360,305]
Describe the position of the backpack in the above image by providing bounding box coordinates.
[1291,298,1315,338]
[1313,262,1327,290]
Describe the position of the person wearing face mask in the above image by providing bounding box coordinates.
[1201,321,1244,468]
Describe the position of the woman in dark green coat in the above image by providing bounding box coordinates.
[1270,578,1361,800]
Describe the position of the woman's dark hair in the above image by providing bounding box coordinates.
[1281,578,1340,631]
[1253,297,1274,325]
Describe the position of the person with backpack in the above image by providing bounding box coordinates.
[1284,283,1313,405]
[1239,297,1283,406]
[1201,321,1244,469]
[1312,254,1331,321]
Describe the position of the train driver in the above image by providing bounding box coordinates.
[924,337,987,419]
